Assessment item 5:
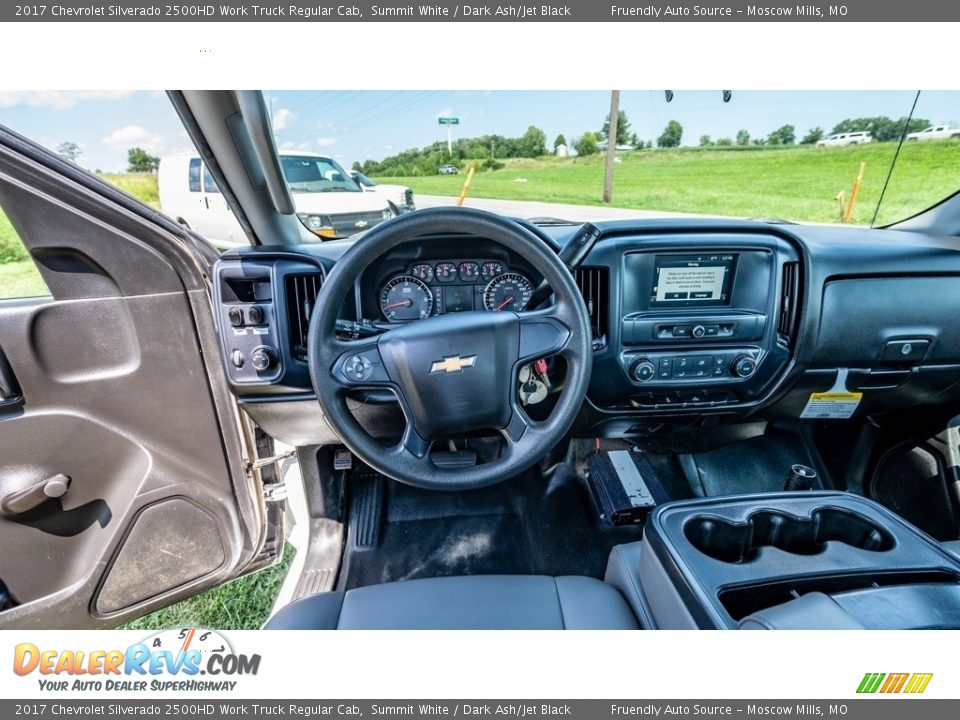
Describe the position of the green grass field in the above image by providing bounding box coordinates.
[119,545,294,631]
[0,173,160,299]
[377,141,960,226]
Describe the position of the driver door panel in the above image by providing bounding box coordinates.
[0,135,263,628]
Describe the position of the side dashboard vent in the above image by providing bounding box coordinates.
[575,266,609,348]
[286,273,323,362]
[777,261,800,347]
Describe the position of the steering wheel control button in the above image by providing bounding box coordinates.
[630,358,656,383]
[731,354,758,378]
[250,346,276,372]
[338,351,388,384]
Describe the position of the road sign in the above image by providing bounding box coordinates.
[438,117,460,126]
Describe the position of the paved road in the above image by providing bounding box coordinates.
[415,194,711,223]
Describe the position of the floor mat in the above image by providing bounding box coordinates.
[872,444,958,541]
[339,464,645,590]
[684,428,817,497]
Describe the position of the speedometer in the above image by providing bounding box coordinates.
[380,276,434,322]
[483,273,534,313]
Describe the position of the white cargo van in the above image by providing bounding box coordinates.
[158,151,394,247]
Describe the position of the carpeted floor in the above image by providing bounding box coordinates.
[339,463,646,590]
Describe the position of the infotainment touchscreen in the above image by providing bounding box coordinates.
[650,254,737,307]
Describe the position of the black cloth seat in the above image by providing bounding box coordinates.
[264,575,639,630]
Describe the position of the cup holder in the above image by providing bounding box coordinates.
[683,508,895,564]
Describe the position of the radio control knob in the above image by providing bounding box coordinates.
[630,358,656,383]
[692,324,707,339]
[250,346,276,372]
[731,354,757,378]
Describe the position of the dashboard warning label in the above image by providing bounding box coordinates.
[800,391,863,419]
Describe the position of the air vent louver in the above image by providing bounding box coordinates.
[777,261,799,347]
[286,273,323,362]
[574,266,609,347]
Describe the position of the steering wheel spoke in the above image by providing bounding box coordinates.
[502,398,533,445]
[517,307,572,364]
[398,423,432,459]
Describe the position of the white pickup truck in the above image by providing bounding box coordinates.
[158,151,393,247]
[349,170,415,213]
[906,125,960,142]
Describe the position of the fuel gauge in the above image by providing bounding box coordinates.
[410,263,434,282]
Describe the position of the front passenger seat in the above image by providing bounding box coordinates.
[264,575,639,630]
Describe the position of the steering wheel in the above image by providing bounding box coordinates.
[308,207,592,490]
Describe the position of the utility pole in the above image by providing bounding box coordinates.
[603,90,619,203]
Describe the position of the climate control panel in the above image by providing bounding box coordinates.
[622,348,762,386]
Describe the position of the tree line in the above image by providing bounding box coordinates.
[573,111,933,153]
[357,126,549,176]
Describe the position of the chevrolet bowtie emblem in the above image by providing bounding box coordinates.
[355,220,368,228]
[430,354,477,374]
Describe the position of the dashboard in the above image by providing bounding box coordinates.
[353,237,544,328]
[210,217,960,448]
[377,259,535,322]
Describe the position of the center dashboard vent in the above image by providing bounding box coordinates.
[777,261,800,347]
[286,273,323,362]
[575,266,609,348]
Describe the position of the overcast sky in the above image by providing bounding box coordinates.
[1,90,958,173]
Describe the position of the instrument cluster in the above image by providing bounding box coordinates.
[379,259,534,322]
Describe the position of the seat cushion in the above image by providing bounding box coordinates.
[264,575,639,630]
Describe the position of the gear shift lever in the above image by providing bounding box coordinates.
[784,464,817,492]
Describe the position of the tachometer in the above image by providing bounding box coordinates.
[483,273,534,313]
[380,275,434,322]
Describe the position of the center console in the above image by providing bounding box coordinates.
[586,232,800,413]
[606,492,960,629]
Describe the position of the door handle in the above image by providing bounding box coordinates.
[1,474,71,516]
[0,347,22,406]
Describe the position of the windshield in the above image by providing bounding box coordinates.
[351,170,376,187]
[268,90,960,227]
[280,155,360,193]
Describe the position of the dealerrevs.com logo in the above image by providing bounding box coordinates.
[13,628,261,692]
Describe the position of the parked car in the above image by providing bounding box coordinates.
[348,169,415,212]
[158,151,393,247]
[816,131,873,147]
[438,164,460,174]
[906,125,960,141]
